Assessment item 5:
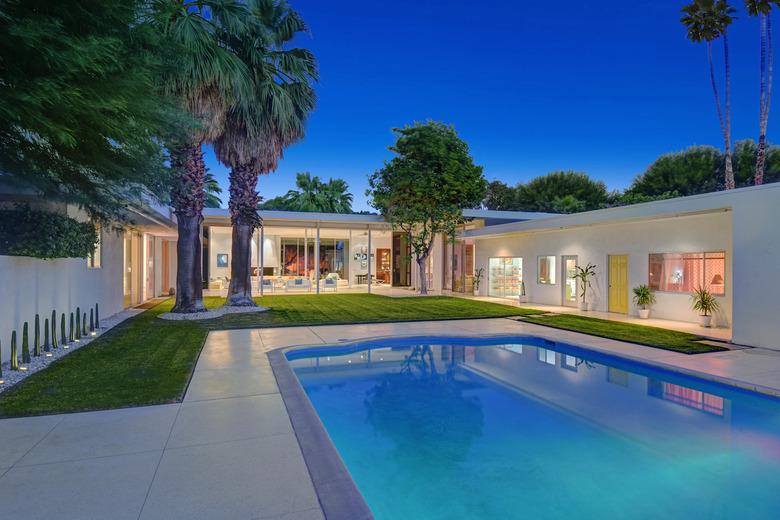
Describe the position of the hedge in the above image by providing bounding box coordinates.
[0,206,98,259]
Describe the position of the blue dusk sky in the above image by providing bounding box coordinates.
[204,0,767,211]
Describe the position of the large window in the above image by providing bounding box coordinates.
[488,257,523,298]
[281,237,348,279]
[648,252,725,295]
[537,255,556,284]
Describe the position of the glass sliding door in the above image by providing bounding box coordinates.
[562,255,578,307]
[488,257,523,298]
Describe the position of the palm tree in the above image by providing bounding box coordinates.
[320,178,354,212]
[745,1,779,185]
[204,172,223,208]
[682,0,737,190]
[151,0,254,313]
[214,0,317,306]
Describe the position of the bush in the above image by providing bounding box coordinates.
[0,206,98,259]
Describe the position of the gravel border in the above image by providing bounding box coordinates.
[158,305,269,321]
[0,308,143,394]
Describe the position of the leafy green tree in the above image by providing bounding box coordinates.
[732,138,780,185]
[627,145,722,197]
[213,0,317,306]
[515,171,608,213]
[482,180,515,210]
[681,0,737,189]
[745,1,780,184]
[367,121,486,294]
[204,172,223,208]
[0,0,180,222]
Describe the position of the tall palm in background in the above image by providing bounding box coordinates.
[204,171,223,208]
[319,178,353,212]
[267,172,353,212]
[746,1,779,185]
[682,0,737,190]
[214,0,317,306]
[151,0,253,313]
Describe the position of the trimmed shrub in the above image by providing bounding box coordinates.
[51,310,58,349]
[75,308,81,340]
[89,309,94,332]
[43,318,50,352]
[33,314,41,357]
[95,303,100,329]
[0,339,3,378]
[21,322,30,363]
[61,313,67,345]
[82,312,87,336]
[69,312,74,342]
[10,331,19,370]
[0,205,98,259]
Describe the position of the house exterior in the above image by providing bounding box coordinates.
[1,181,779,364]
[466,182,780,350]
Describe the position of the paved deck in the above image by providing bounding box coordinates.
[1,318,778,519]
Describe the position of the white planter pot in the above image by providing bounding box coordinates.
[473,288,480,296]
[578,302,589,311]
[518,295,528,304]
[638,308,650,319]
[699,315,713,328]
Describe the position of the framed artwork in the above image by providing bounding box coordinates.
[217,253,229,268]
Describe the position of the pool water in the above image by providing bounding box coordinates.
[287,336,780,520]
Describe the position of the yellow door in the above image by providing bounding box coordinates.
[608,255,629,314]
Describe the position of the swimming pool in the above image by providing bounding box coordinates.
[287,336,780,519]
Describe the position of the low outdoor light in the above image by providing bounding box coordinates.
[19,366,28,372]
[45,352,53,357]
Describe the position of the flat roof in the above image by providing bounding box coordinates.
[202,207,555,226]
[463,182,780,239]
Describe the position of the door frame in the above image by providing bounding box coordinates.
[561,255,578,307]
[608,254,629,314]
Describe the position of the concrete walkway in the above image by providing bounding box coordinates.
[1,318,778,519]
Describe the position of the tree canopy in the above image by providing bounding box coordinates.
[0,0,185,222]
[259,172,353,212]
[367,121,486,293]
[482,171,609,213]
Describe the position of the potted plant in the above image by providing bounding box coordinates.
[472,268,484,296]
[691,286,719,327]
[632,284,655,319]
[517,280,528,303]
[573,263,596,311]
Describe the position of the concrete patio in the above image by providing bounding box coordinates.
[0,318,778,519]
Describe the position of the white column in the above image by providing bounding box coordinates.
[303,228,308,280]
[315,223,320,294]
[259,226,264,296]
[348,229,353,288]
[367,226,372,294]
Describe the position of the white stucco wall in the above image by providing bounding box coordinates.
[730,186,780,349]
[0,225,124,364]
[474,211,733,327]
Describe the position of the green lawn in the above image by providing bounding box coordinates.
[521,313,724,354]
[0,295,538,417]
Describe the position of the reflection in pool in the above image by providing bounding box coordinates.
[287,337,780,520]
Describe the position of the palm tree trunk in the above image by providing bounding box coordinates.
[171,142,207,313]
[723,32,735,190]
[706,41,734,190]
[226,163,261,306]
[757,13,773,186]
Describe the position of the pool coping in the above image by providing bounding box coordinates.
[268,348,373,520]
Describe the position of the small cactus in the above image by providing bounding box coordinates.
[10,331,19,370]
[75,310,81,340]
[60,313,66,346]
[33,314,40,357]
[69,312,74,342]
[43,318,50,352]
[51,310,58,349]
[82,312,87,336]
[21,322,30,364]
[89,308,94,332]
[95,303,100,329]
